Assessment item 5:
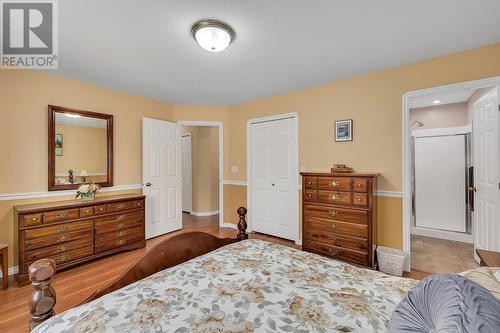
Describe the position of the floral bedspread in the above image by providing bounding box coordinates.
[32,239,417,333]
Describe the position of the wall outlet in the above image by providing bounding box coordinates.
[231,166,239,173]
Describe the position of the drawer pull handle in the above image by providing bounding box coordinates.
[56,254,69,263]
[117,203,125,209]
[58,211,68,218]
[329,194,338,201]
[307,194,312,198]
[57,235,67,242]
[116,239,125,246]
[57,245,67,252]
[137,202,142,206]
[98,207,105,212]
[330,223,337,230]
[330,181,339,187]
[116,231,124,237]
[328,248,339,256]
[357,183,363,187]
[357,198,363,202]
[58,226,68,233]
[85,209,91,214]
[307,181,313,185]
[32,217,38,222]
[116,214,126,221]
[329,210,338,217]
[330,236,337,242]
[116,222,125,229]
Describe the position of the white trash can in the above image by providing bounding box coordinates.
[377,246,405,276]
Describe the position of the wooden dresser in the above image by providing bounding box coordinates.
[14,194,145,285]
[301,172,377,268]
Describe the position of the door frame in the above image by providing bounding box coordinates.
[402,76,500,272]
[177,121,225,228]
[247,112,300,244]
[181,132,193,214]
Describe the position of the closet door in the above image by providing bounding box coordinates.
[250,117,298,241]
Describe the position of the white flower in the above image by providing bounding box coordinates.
[77,184,91,193]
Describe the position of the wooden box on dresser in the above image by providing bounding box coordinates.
[14,193,145,285]
[301,173,377,269]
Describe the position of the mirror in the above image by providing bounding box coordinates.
[48,105,113,191]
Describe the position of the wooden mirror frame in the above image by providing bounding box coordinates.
[48,105,113,191]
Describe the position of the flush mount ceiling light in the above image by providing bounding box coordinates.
[191,19,235,53]
[433,100,441,104]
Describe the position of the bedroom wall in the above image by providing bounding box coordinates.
[222,43,500,248]
[0,70,228,270]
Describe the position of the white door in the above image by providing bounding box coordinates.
[182,134,193,213]
[143,118,182,239]
[250,116,298,241]
[414,135,466,232]
[473,87,500,260]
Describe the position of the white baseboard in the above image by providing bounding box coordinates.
[190,210,220,217]
[295,238,302,245]
[0,265,18,278]
[411,227,473,243]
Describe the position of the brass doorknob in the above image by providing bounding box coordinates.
[468,186,477,193]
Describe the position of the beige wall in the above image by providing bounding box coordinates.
[182,126,219,212]
[409,102,469,130]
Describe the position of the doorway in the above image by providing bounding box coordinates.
[178,121,224,228]
[247,113,299,243]
[402,77,500,273]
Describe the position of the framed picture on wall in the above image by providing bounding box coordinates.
[55,133,63,156]
[334,119,353,142]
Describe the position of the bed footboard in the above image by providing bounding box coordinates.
[28,207,248,330]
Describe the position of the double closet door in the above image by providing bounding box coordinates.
[250,116,298,241]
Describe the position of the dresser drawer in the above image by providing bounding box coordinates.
[25,230,93,251]
[303,230,368,252]
[79,206,94,217]
[95,211,143,234]
[353,193,368,207]
[106,201,134,213]
[25,238,93,262]
[20,213,43,227]
[303,189,318,202]
[303,240,368,266]
[43,208,80,223]
[304,204,368,224]
[318,190,352,205]
[25,220,93,240]
[96,225,144,243]
[304,177,317,189]
[304,216,368,238]
[353,178,368,193]
[28,246,94,267]
[95,228,144,253]
[95,205,107,215]
[318,177,352,192]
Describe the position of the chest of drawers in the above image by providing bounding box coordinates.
[14,194,145,285]
[301,172,377,268]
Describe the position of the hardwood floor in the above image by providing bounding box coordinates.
[411,234,479,274]
[0,213,422,332]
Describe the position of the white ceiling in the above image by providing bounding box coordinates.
[408,88,477,109]
[52,0,500,105]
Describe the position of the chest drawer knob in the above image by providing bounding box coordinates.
[57,245,67,252]
[330,181,339,187]
[328,210,338,217]
[57,226,68,233]
[328,248,339,256]
[116,239,125,246]
[357,183,363,187]
[137,202,142,206]
[330,223,337,230]
[116,214,126,221]
[58,211,68,218]
[329,194,338,201]
[98,207,105,212]
[357,198,363,202]
[56,235,67,242]
[117,203,125,209]
[85,209,91,214]
[307,194,312,198]
[56,254,69,263]
[32,217,38,222]
[116,231,124,237]
[115,222,125,229]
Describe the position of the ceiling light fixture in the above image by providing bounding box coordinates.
[191,19,235,53]
[432,100,441,104]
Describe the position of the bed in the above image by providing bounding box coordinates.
[28,208,418,332]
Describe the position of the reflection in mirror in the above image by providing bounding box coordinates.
[54,113,108,185]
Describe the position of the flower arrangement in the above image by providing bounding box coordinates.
[75,183,99,200]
